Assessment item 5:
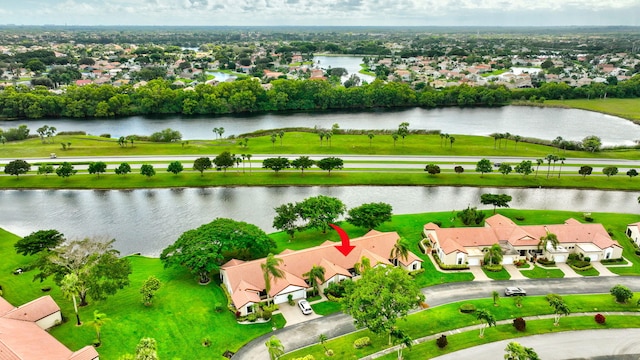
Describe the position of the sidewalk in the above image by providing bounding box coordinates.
[359,312,640,360]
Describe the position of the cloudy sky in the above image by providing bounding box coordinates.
[0,0,638,27]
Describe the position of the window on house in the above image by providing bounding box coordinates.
[247,305,253,314]
[627,229,632,237]
[413,263,418,270]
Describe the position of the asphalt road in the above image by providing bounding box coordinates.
[232,276,640,360]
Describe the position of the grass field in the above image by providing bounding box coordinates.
[2,209,639,359]
[546,98,640,123]
[2,131,640,160]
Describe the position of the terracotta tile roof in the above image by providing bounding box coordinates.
[430,214,621,253]
[3,295,59,323]
[0,297,98,360]
[222,230,422,308]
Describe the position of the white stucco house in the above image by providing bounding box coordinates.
[220,230,422,316]
[424,214,623,267]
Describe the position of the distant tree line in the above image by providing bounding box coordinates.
[0,75,638,120]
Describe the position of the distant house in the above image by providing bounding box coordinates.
[74,79,93,86]
[424,214,622,267]
[626,222,640,247]
[0,295,99,359]
[220,230,422,316]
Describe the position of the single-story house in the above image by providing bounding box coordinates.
[0,295,99,359]
[626,222,640,247]
[220,230,422,316]
[424,214,622,267]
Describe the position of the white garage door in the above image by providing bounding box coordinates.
[553,255,566,263]
[590,254,598,261]
[468,258,481,266]
[502,256,514,265]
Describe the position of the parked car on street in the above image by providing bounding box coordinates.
[298,299,313,315]
[504,287,527,296]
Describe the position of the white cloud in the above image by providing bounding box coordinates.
[3,0,639,26]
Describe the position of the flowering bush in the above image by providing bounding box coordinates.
[595,313,606,324]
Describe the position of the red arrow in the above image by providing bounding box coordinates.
[330,223,355,256]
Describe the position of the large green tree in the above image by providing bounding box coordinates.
[4,159,30,177]
[34,238,131,306]
[213,151,235,172]
[56,162,77,178]
[342,266,424,345]
[167,161,184,175]
[296,195,346,233]
[480,193,513,214]
[346,202,393,230]
[193,157,212,175]
[303,265,326,297]
[483,243,503,266]
[476,308,496,337]
[14,229,65,256]
[549,297,570,326]
[475,158,492,177]
[514,160,533,177]
[160,218,276,283]
[610,284,634,303]
[262,157,291,173]
[273,203,299,240]
[291,156,315,175]
[505,341,540,360]
[88,161,107,177]
[316,157,343,176]
[265,335,285,360]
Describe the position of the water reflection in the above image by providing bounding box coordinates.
[2,186,639,257]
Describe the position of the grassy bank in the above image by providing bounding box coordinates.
[4,168,640,191]
[544,98,640,123]
[2,132,640,160]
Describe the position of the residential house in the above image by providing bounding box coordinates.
[626,222,640,247]
[424,214,622,267]
[220,230,422,316]
[0,295,99,359]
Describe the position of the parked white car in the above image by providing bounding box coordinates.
[298,299,313,315]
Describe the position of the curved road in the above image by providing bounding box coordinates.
[232,276,640,359]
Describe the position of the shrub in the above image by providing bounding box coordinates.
[325,349,334,356]
[537,257,556,266]
[247,313,257,322]
[214,302,223,312]
[288,294,294,306]
[353,337,371,348]
[584,257,591,262]
[601,258,624,264]
[433,254,469,270]
[514,259,527,267]
[408,268,425,277]
[99,133,111,138]
[513,317,526,331]
[324,280,353,298]
[459,303,477,313]
[484,264,503,272]
[515,216,525,221]
[293,356,316,360]
[635,250,640,256]
[546,294,563,303]
[436,334,448,349]
[595,313,606,324]
[432,221,442,227]
[262,310,272,321]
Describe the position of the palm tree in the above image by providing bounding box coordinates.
[354,256,371,275]
[513,135,521,150]
[60,273,82,325]
[245,154,252,173]
[549,297,570,326]
[545,154,557,179]
[535,158,543,178]
[439,133,446,147]
[483,243,503,266]
[538,231,560,254]
[557,157,566,178]
[261,253,285,305]
[265,335,285,360]
[476,308,496,337]
[303,265,326,297]
[390,238,410,266]
[492,290,500,306]
[318,333,328,353]
[392,132,399,148]
[87,310,110,346]
[449,136,455,148]
[368,132,375,148]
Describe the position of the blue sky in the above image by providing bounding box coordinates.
[0,0,638,26]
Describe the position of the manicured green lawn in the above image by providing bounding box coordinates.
[3,132,640,160]
[482,267,511,280]
[311,301,342,316]
[546,98,640,123]
[520,265,565,279]
[281,294,640,360]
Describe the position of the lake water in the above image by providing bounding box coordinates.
[313,55,376,84]
[0,186,637,257]
[1,107,638,147]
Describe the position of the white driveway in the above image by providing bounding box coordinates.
[277,302,321,327]
[469,266,491,281]
[553,263,581,278]
[590,262,618,276]
[503,264,527,280]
